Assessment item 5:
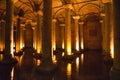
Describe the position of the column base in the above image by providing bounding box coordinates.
[102,51,113,65]
[36,57,57,74]
[0,54,17,65]
[62,54,75,61]
[33,53,42,59]
[73,50,81,57]
[110,68,120,80]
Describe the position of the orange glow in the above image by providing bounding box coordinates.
[67,63,72,79]
[11,24,14,56]
[36,60,41,66]
[53,44,56,51]
[16,42,20,53]
[76,40,79,51]
[52,55,57,64]
[0,54,3,60]
[62,52,65,56]
[33,27,37,50]
[37,46,41,53]
[76,57,79,71]
[81,54,84,64]
[20,43,23,49]
[52,19,56,51]
[110,24,114,59]
[81,38,84,50]
[67,40,71,55]
[0,45,4,51]
[11,68,14,80]
[62,41,64,49]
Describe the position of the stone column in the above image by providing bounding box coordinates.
[79,21,84,51]
[73,16,80,51]
[0,20,5,51]
[102,1,111,56]
[32,26,36,50]
[60,24,65,49]
[20,23,25,49]
[36,13,42,53]
[1,0,17,64]
[52,19,57,51]
[111,0,120,79]
[16,17,20,52]
[0,21,2,51]
[64,4,72,55]
[37,0,56,73]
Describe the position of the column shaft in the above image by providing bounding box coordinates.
[52,19,57,51]
[5,0,12,54]
[16,18,20,52]
[79,22,84,50]
[65,4,72,55]
[36,14,42,53]
[103,3,111,54]
[42,0,52,56]
[111,0,120,79]
[73,16,80,51]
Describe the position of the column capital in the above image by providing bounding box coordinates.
[100,13,106,17]
[0,19,5,23]
[38,11,43,16]
[52,19,57,22]
[64,4,73,9]
[59,24,65,27]
[102,0,111,3]
[12,0,18,3]
[20,23,25,27]
[79,22,84,25]
[73,16,80,20]
[31,22,37,26]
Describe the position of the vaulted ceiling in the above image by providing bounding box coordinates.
[0,0,105,24]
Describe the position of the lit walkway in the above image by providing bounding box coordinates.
[0,48,112,80]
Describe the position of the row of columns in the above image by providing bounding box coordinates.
[1,0,120,76]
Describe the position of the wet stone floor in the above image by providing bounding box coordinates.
[0,48,112,80]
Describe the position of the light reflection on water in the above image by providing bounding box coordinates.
[36,59,41,66]
[80,53,84,65]
[0,54,3,60]
[66,63,72,80]
[76,57,79,74]
[11,68,14,80]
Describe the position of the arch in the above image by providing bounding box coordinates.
[78,3,100,15]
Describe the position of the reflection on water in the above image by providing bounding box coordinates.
[81,53,84,65]
[0,49,112,80]
[0,54,3,60]
[36,59,41,66]
[11,68,14,80]
[67,63,72,80]
[76,57,79,73]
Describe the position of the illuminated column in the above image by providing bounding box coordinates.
[20,23,25,49]
[37,0,56,72]
[64,4,72,55]
[102,1,111,55]
[32,25,36,50]
[0,20,5,51]
[36,14,42,53]
[60,24,65,49]
[0,21,2,51]
[111,0,120,79]
[16,17,21,52]
[73,16,80,51]
[52,19,57,51]
[79,21,84,50]
[2,0,17,63]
